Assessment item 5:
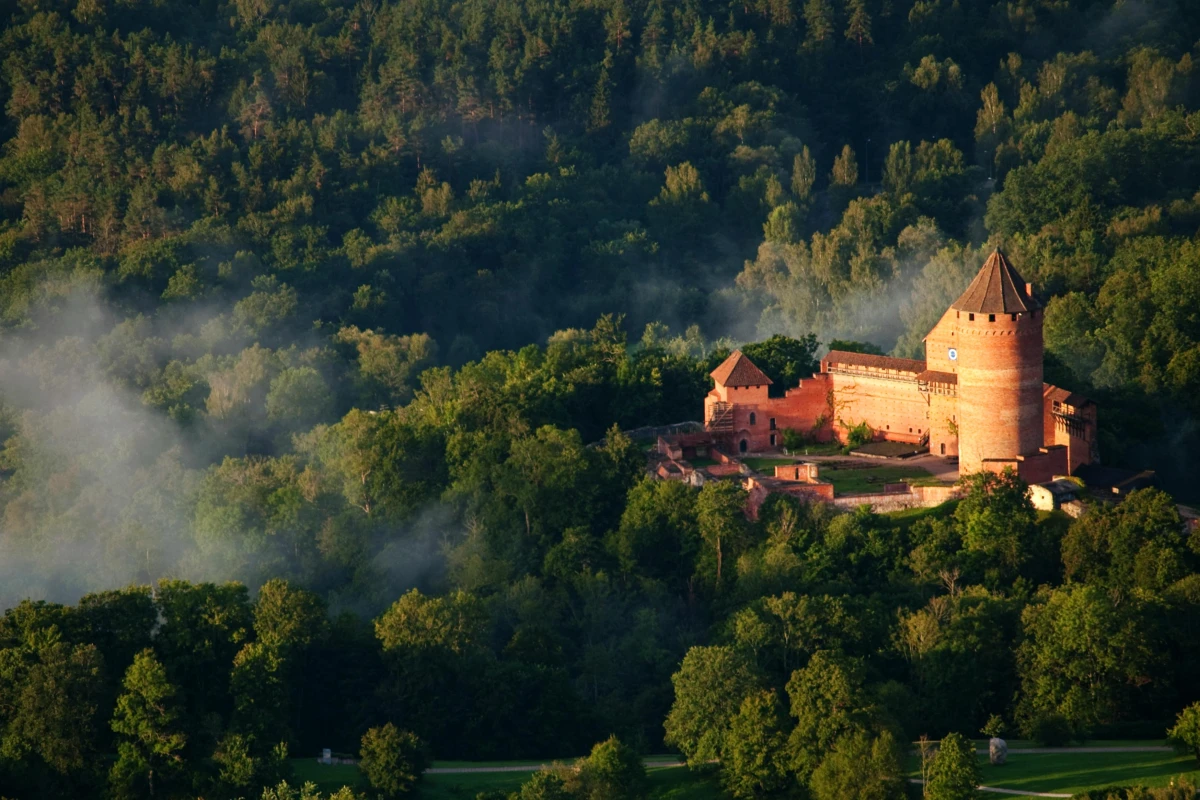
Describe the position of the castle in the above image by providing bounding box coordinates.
[703,250,1098,484]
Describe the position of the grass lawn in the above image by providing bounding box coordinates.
[742,457,795,472]
[422,764,719,800]
[969,739,1169,750]
[822,464,933,494]
[851,441,927,458]
[294,749,1200,800]
[906,750,1199,799]
[423,769,533,799]
[290,756,707,798]
[688,457,718,467]
[290,758,362,793]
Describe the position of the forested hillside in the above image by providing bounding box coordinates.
[3,0,1200,797]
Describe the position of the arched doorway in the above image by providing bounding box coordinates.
[739,439,748,454]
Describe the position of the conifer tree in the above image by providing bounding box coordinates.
[589,63,613,132]
[803,0,836,51]
[109,649,187,799]
[844,0,873,55]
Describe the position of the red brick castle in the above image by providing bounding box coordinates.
[704,251,1098,483]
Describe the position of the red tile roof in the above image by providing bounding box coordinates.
[711,351,773,387]
[824,350,925,374]
[952,249,1042,314]
[1044,384,1092,407]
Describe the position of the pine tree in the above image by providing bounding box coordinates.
[589,63,613,132]
[109,649,187,799]
[803,0,836,51]
[637,0,667,79]
[844,0,873,56]
[604,0,633,53]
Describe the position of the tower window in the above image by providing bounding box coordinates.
[969,313,975,321]
[749,412,756,426]
[988,314,995,322]
[770,417,777,430]
[1011,313,1017,321]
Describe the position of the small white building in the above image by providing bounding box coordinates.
[1030,478,1082,512]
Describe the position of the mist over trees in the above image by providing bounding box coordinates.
[1,0,1200,797]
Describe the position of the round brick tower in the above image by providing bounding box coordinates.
[952,251,1044,475]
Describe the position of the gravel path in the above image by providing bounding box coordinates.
[910,779,1070,797]
[978,746,1172,754]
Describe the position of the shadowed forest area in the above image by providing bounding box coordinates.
[3,0,1200,798]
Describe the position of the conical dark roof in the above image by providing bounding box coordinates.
[711,350,773,387]
[951,250,1042,314]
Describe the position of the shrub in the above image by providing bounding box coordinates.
[572,736,647,800]
[980,714,1006,739]
[359,724,430,799]
[781,427,806,450]
[926,732,980,800]
[843,420,874,448]
[1027,713,1074,747]
[810,730,905,800]
[1168,702,1200,761]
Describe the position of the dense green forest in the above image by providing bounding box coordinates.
[2,0,1200,797]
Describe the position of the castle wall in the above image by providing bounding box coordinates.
[777,375,835,440]
[826,370,929,443]
[928,392,959,457]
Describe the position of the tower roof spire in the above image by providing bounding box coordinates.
[952,249,1041,314]
[710,350,773,387]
